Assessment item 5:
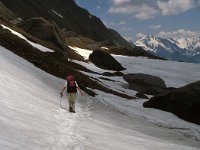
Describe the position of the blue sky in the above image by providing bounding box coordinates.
[75,0,200,41]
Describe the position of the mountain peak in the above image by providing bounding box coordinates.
[134,34,200,63]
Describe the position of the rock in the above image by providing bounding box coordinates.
[102,71,123,76]
[89,50,125,71]
[143,81,200,125]
[19,17,66,50]
[135,92,148,99]
[123,73,168,95]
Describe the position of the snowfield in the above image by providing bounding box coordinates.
[0,46,82,149]
[1,45,200,150]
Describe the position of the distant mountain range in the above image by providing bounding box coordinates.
[134,34,200,63]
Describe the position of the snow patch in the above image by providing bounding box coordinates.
[101,47,109,50]
[69,46,93,60]
[1,24,54,52]
[51,9,64,18]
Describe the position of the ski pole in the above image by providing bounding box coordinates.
[60,96,67,110]
[60,97,62,108]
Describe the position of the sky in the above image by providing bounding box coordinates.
[75,0,200,41]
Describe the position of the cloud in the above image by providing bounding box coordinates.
[108,22,117,26]
[109,2,157,20]
[156,29,200,38]
[135,33,146,39]
[120,27,132,31]
[119,21,126,25]
[108,0,200,20]
[149,24,161,29]
[110,0,131,5]
[134,4,157,20]
[157,0,199,15]
[96,6,101,9]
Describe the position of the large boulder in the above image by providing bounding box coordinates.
[143,81,200,125]
[89,50,125,71]
[123,73,167,95]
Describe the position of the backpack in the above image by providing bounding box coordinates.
[66,75,77,93]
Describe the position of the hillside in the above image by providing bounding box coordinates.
[0,0,131,47]
[0,0,162,98]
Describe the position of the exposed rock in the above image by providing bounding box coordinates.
[135,92,149,99]
[19,17,67,50]
[86,44,99,50]
[10,18,23,25]
[89,50,125,71]
[123,73,168,95]
[143,81,200,125]
[102,71,123,77]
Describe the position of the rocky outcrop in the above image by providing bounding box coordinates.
[123,73,168,95]
[102,71,123,77]
[89,50,125,71]
[143,81,200,125]
[19,17,66,50]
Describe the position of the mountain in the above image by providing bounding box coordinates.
[0,0,131,47]
[0,0,162,99]
[134,35,200,63]
[1,1,200,148]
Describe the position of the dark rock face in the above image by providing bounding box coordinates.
[0,1,16,20]
[143,81,200,125]
[102,71,123,76]
[123,73,168,95]
[19,17,66,50]
[89,50,125,71]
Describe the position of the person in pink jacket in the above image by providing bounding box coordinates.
[60,75,84,113]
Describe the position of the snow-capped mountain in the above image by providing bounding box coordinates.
[134,34,200,63]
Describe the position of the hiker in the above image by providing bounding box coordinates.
[60,75,84,113]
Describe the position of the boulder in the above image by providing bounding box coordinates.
[123,73,168,95]
[143,81,200,125]
[89,50,125,71]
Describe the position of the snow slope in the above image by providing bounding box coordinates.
[1,46,200,150]
[70,46,200,149]
[0,46,81,149]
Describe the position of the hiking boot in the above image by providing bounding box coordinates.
[69,107,73,112]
